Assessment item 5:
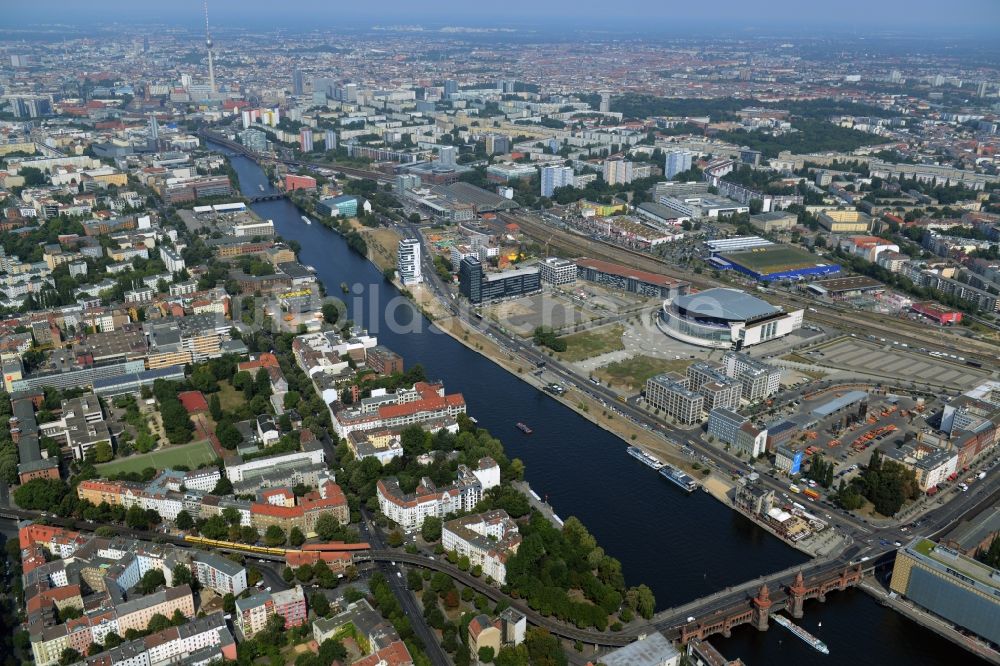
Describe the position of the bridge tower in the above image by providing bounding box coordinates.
[788,571,807,619]
[751,583,773,631]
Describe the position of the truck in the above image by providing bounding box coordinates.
[803,488,821,500]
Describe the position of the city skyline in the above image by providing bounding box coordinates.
[3,0,1000,35]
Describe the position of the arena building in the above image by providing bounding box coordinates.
[658,288,804,349]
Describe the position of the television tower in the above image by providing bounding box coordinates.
[204,0,216,95]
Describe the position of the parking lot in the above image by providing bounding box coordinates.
[799,337,990,390]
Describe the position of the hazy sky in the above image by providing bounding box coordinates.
[5,0,1000,35]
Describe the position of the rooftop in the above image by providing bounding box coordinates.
[599,633,681,666]
[674,288,780,322]
[576,257,687,288]
[811,390,868,417]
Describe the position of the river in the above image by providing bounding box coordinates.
[219,145,967,665]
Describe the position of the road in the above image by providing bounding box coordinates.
[361,509,452,665]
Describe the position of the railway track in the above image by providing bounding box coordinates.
[505,212,1000,366]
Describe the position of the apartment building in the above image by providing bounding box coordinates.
[722,352,781,402]
[645,374,704,426]
[442,510,521,585]
[332,382,466,438]
[191,552,248,596]
[236,585,306,638]
[377,458,500,530]
[397,238,422,286]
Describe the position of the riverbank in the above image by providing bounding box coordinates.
[346,218,403,272]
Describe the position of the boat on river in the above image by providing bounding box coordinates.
[772,614,829,655]
[516,422,533,434]
[659,464,698,492]
[627,446,664,470]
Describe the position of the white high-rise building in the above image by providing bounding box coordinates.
[397,238,422,286]
[438,145,457,168]
[665,150,693,179]
[540,165,574,197]
[603,158,634,185]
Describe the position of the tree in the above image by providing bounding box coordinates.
[175,510,194,530]
[223,593,236,614]
[146,613,171,634]
[310,591,330,617]
[58,605,83,622]
[92,440,114,463]
[627,584,656,619]
[59,648,82,666]
[283,391,301,410]
[104,632,123,648]
[387,530,403,547]
[13,478,68,511]
[189,365,218,393]
[209,394,223,421]
[138,569,166,594]
[172,563,193,588]
[239,525,260,544]
[282,566,295,583]
[212,475,233,495]
[421,516,442,542]
[289,526,306,547]
[216,421,243,450]
[254,368,272,398]
[170,608,187,626]
[296,563,314,582]
[126,504,150,530]
[478,647,495,663]
[315,512,343,541]
[318,639,347,665]
[222,506,241,526]
[264,525,286,547]
[21,167,47,187]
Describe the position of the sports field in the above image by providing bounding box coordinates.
[96,440,217,475]
[722,245,823,275]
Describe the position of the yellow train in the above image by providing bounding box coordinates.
[184,535,288,557]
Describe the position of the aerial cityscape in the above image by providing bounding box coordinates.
[1,1,1000,665]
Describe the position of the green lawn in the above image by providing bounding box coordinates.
[97,440,217,475]
[595,356,693,390]
[216,381,245,412]
[558,325,625,362]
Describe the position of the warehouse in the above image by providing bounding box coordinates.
[806,275,884,300]
[576,258,689,298]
